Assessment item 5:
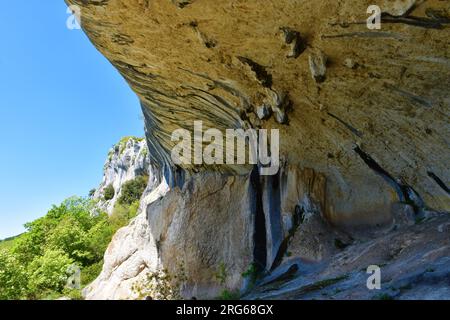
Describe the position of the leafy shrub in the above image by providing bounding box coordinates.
[132,266,186,300]
[218,289,241,300]
[81,261,104,286]
[63,288,83,300]
[241,263,258,286]
[86,219,114,262]
[110,201,140,231]
[88,189,96,198]
[103,184,115,201]
[215,262,228,285]
[117,176,148,206]
[0,250,28,299]
[7,197,115,299]
[27,249,74,294]
[118,136,144,155]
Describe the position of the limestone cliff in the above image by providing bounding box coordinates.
[93,137,157,215]
[67,0,449,227]
[66,0,450,299]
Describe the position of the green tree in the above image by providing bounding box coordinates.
[103,184,115,201]
[0,250,28,299]
[118,176,148,205]
[88,188,96,198]
[110,201,140,231]
[27,249,74,294]
[47,216,92,265]
[86,217,114,262]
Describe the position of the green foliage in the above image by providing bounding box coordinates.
[110,201,140,231]
[63,288,83,300]
[81,260,104,286]
[372,293,395,300]
[47,216,93,264]
[0,235,21,252]
[103,184,115,201]
[86,219,114,262]
[118,176,148,206]
[215,262,228,285]
[141,145,148,158]
[241,263,258,285]
[0,250,28,299]
[132,263,187,300]
[27,249,74,294]
[217,289,241,300]
[1,182,147,301]
[88,189,96,198]
[117,136,144,155]
[2,197,116,300]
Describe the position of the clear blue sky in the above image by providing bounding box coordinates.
[0,2,144,239]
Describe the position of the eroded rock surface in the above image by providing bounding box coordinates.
[84,180,170,300]
[66,0,449,227]
[246,214,450,300]
[93,137,154,215]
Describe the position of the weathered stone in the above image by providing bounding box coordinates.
[437,222,450,233]
[343,58,357,69]
[66,0,450,225]
[279,27,306,59]
[247,215,450,300]
[147,172,256,298]
[382,0,417,17]
[308,50,327,83]
[391,202,416,228]
[256,104,272,120]
[84,180,169,300]
[93,137,155,215]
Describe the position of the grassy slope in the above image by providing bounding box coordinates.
[0,234,22,251]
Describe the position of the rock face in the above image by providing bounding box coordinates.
[67,0,450,299]
[84,180,170,300]
[86,172,256,299]
[246,214,450,300]
[93,137,155,215]
[67,0,449,227]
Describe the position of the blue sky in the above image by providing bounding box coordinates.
[0,2,144,239]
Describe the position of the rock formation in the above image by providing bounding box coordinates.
[93,137,156,215]
[66,0,450,299]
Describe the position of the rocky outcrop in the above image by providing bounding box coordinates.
[93,137,155,215]
[246,213,450,300]
[67,0,450,299]
[86,172,256,299]
[66,0,449,227]
[84,180,169,300]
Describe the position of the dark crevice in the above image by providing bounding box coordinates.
[384,83,433,108]
[237,56,273,88]
[250,166,267,273]
[381,13,448,29]
[263,264,299,287]
[270,205,302,272]
[327,112,363,137]
[279,27,306,59]
[263,172,284,271]
[353,146,424,209]
[427,171,450,195]
[172,0,194,9]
